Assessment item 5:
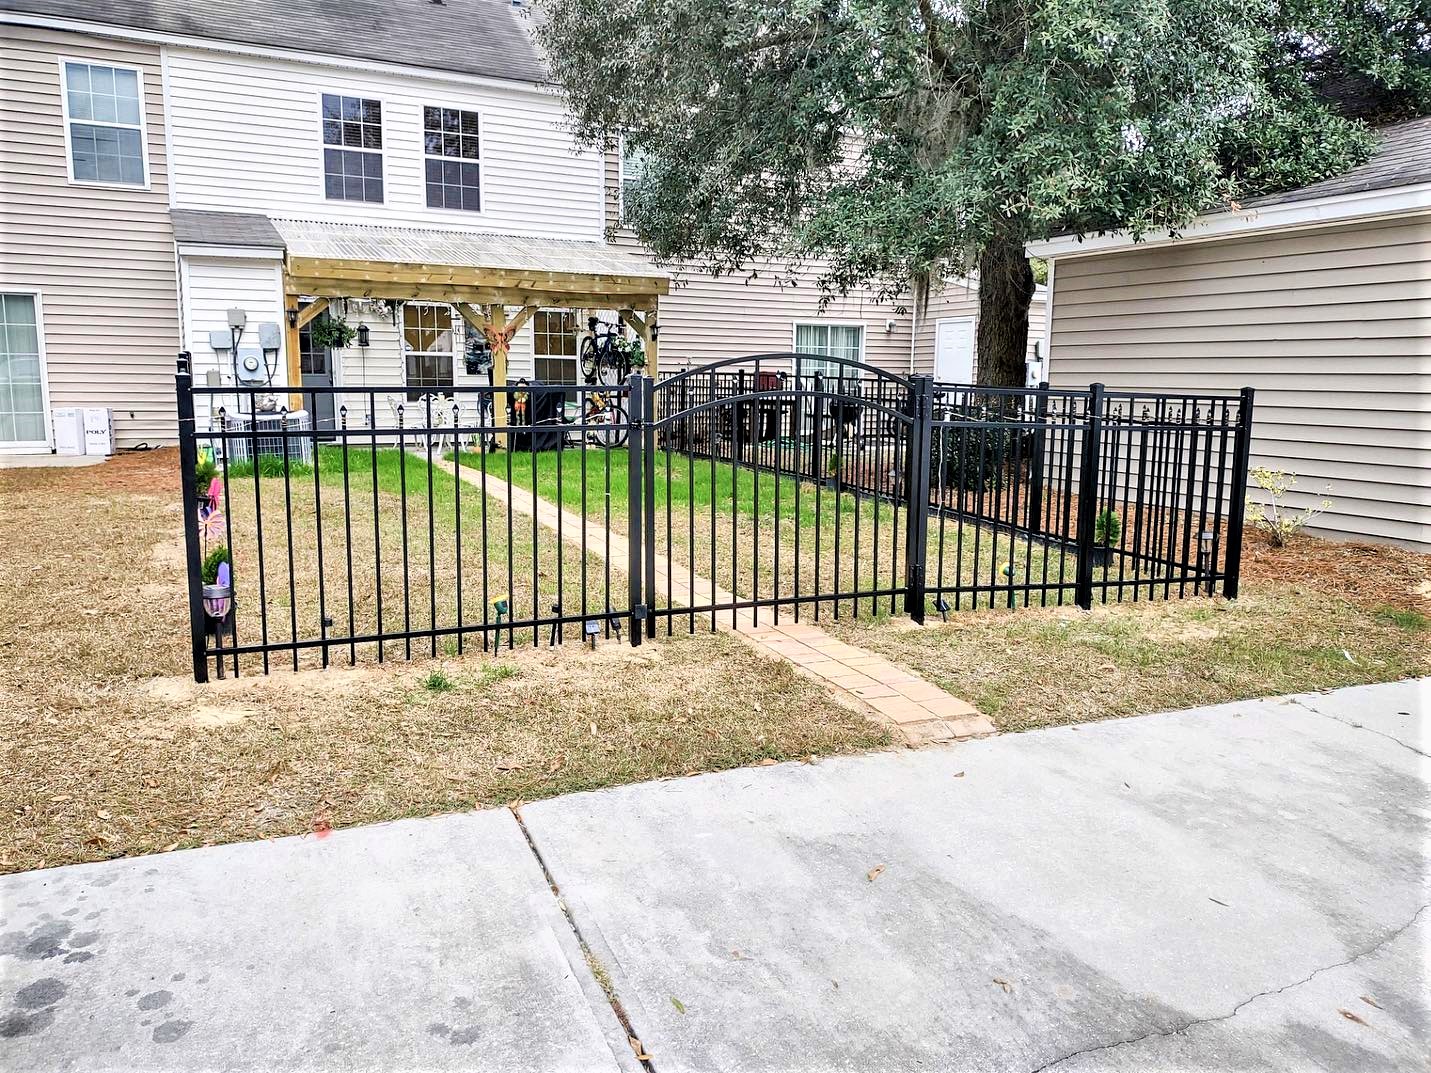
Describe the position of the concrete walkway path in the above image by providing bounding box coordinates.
[437,457,994,744]
[2,679,1424,1071]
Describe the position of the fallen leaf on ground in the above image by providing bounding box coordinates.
[1338,1008,1368,1026]
[754,758,779,767]
[95,810,112,820]
[628,1036,651,1061]
[670,996,686,1014]
[952,771,965,778]
[867,864,886,882]
[1360,995,1382,1009]
[993,978,1012,993]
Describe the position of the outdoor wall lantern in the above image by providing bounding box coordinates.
[357,323,370,348]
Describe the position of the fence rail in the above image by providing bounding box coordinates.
[177,352,1254,681]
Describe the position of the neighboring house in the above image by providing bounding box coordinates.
[911,278,1048,384]
[1029,117,1431,550]
[0,20,180,453]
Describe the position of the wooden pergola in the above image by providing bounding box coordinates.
[272,219,670,394]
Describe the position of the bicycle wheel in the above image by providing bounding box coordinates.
[586,400,630,448]
[579,335,599,382]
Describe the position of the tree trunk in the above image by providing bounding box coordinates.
[976,235,1036,387]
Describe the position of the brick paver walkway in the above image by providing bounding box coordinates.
[437,457,994,745]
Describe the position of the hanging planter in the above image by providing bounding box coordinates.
[310,315,358,350]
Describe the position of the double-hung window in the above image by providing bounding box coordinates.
[793,323,864,380]
[423,106,481,211]
[62,60,146,186]
[321,93,384,203]
[403,304,454,400]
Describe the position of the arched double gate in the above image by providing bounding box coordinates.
[177,352,1253,679]
[628,354,927,637]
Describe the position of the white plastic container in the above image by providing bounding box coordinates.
[52,407,86,455]
[82,407,113,456]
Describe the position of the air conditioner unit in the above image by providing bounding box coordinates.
[223,408,313,466]
[52,408,86,455]
[82,408,113,456]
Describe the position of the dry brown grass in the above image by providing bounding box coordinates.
[829,531,1430,733]
[0,451,888,874]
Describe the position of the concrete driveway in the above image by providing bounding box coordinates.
[2,679,1426,1071]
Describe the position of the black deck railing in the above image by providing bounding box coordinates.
[177,352,1254,681]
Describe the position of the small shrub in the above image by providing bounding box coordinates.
[227,455,314,479]
[931,422,1028,493]
[200,545,231,585]
[1094,507,1122,547]
[1246,467,1331,547]
[195,454,219,486]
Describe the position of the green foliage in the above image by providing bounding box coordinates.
[200,545,231,585]
[1374,606,1428,631]
[1094,508,1122,547]
[310,315,357,350]
[931,422,1027,492]
[195,454,218,486]
[423,669,456,693]
[227,455,314,479]
[537,0,1426,352]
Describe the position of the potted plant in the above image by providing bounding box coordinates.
[1092,508,1121,568]
[310,314,358,350]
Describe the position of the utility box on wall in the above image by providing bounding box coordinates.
[52,408,86,455]
[82,408,114,456]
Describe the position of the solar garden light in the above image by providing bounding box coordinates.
[935,596,952,623]
[584,619,602,649]
[493,597,509,624]
[203,561,234,680]
[549,603,562,647]
[1199,530,1216,594]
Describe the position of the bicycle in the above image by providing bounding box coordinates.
[561,387,630,448]
[579,316,643,384]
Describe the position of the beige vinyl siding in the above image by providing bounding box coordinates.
[603,147,912,374]
[1046,215,1431,549]
[0,24,180,448]
[911,279,1047,379]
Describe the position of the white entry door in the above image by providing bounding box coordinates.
[933,317,975,385]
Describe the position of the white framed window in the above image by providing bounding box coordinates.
[793,323,864,379]
[402,304,453,400]
[59,59,147,187]
[0,291,49,447]
[423,106,481,212]
[321,93,384,203]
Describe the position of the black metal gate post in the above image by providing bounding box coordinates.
[175,353,210,682]
[642,375,658,639]
[1074,383,1105,610]
[903,375,935,622]
[626,373,645,646]
[1222,386,1256,599]
[1026,381,1050,534]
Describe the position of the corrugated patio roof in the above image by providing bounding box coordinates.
[272,219,669,284]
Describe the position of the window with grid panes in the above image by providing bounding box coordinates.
[63,61,146,185]
[321,93,383,203]
[423,106,481,211]
[403,304,453,399]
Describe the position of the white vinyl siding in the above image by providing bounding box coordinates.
[1045,214,1431,549]
[178,256,287,428]
[911,279,1048,380]
[1,26,179,449]
[164,48,602,238]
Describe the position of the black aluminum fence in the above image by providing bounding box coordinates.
[177,352,1253,681]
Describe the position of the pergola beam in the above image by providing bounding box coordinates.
[287,277,660,312]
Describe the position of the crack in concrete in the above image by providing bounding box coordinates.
[1289,698,1428,759]
[1027,903,1430,1073]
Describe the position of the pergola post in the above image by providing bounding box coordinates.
[284,293,328,411]
[622,305,660,379]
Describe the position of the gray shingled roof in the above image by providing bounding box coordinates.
[0,0,547,84]
[1237,115,1431,210]
[171,209,286,249]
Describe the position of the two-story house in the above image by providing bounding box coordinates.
[0,0,1043,455]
